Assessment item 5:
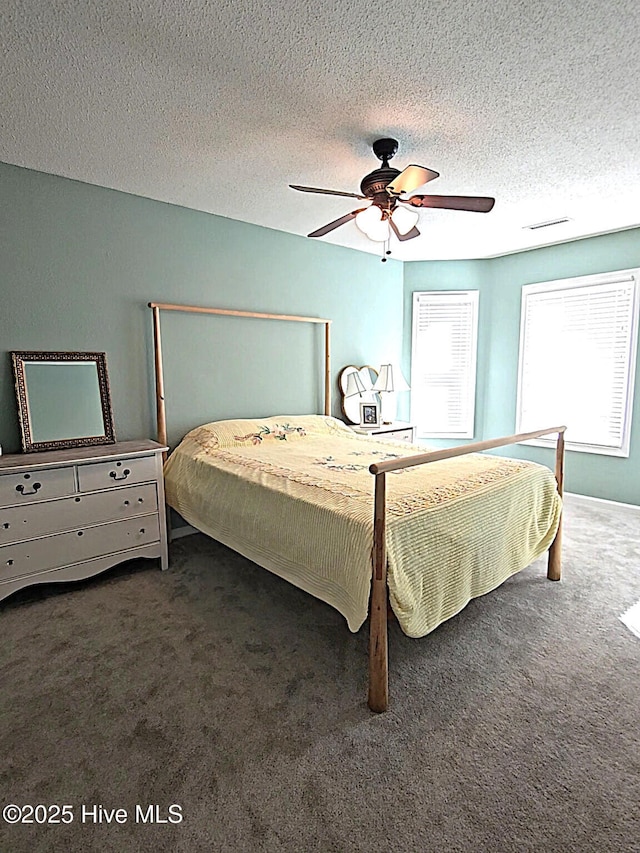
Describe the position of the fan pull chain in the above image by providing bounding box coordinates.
[381,239,392,262]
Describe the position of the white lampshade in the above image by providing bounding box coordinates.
[373,364,410,393]
[391,206,420,236]
[344,370,366,396]
[373,364,410,423]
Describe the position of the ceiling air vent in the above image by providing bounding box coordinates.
[524,217,571,231]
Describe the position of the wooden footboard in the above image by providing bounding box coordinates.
[366,425,567,713]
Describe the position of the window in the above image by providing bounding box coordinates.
[411,290,479,438]
[517,269,640,457]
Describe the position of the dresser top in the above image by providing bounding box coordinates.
[0,439,167,472]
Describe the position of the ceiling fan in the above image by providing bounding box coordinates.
[290,138,495,257]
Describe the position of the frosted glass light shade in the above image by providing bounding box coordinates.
[355,205,391,242]
[365,219,391,242]
[391,206,420,235]
[355,206,382,233]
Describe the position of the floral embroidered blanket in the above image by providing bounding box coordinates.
[164,415,562,638]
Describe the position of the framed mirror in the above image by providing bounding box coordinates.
[338,365,380,424]
[11,351,116,453]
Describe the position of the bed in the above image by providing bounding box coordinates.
[149,302,565,712]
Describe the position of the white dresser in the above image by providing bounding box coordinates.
[0,440,168,603]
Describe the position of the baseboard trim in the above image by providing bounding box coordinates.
[565,491,640,512]
[170,524,198,541]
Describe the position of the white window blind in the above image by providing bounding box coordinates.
[411,290,479,438]
[517,269,640,457]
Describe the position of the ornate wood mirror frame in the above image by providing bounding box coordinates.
[11,351,116,452]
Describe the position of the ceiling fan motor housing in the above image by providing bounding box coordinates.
[360,167,400,201]
[360,138,401,203]
[372,137,398,163]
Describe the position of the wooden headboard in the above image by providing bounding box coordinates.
[148,302,332,449]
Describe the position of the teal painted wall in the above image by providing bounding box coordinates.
[2,161,637,504]
[0,162,403,453]
[400,259,491,424]
[404,230,640,505]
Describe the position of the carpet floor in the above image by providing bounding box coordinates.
[1,494,639,853]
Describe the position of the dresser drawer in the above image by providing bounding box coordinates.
[0,466,76,506]
[0,483,158,546]
[0,515,160,581]
[78,455,157,492]
[388,428,415,442]
[377,428,415,443]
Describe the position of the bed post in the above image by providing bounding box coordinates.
[368,471,389,713]
[151,305,168,455]
[324,321,331,416]
[547,428,565,581]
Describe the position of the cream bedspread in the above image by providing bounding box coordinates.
[164,415,562,638]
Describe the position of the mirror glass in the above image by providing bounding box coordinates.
[339,365,380,424]
[12,351,116,452]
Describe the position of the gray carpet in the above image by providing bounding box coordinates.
[1,495,639,853]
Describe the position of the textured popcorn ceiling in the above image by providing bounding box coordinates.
[1,0,639,261]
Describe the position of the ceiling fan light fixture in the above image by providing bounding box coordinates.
[290,138,495,246]
[355,205,382,232]
[366,218,391,243]
[355,205,390,242]
[391,206,420,235]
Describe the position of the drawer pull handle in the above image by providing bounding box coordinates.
[2,523,9,529]
[77,531,84,537]
[75,497,81,503]
[124,500,130,506]
[109,468,131,481]
[16,482,41,496]
[7,559,13,566]
[139,528,145,534]
[137,498,144,504]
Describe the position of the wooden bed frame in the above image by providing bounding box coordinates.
[149,301,566,713]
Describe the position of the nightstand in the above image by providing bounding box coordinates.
[0,440,168,603]
[350,421,417,443]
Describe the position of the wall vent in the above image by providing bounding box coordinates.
[524,217,572,231]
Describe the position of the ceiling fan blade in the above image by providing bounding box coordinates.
[404,194,495,212]
[307,209,365,238]
[290,184,366,200]
[387,165,440,195]
[388,217,421,242]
